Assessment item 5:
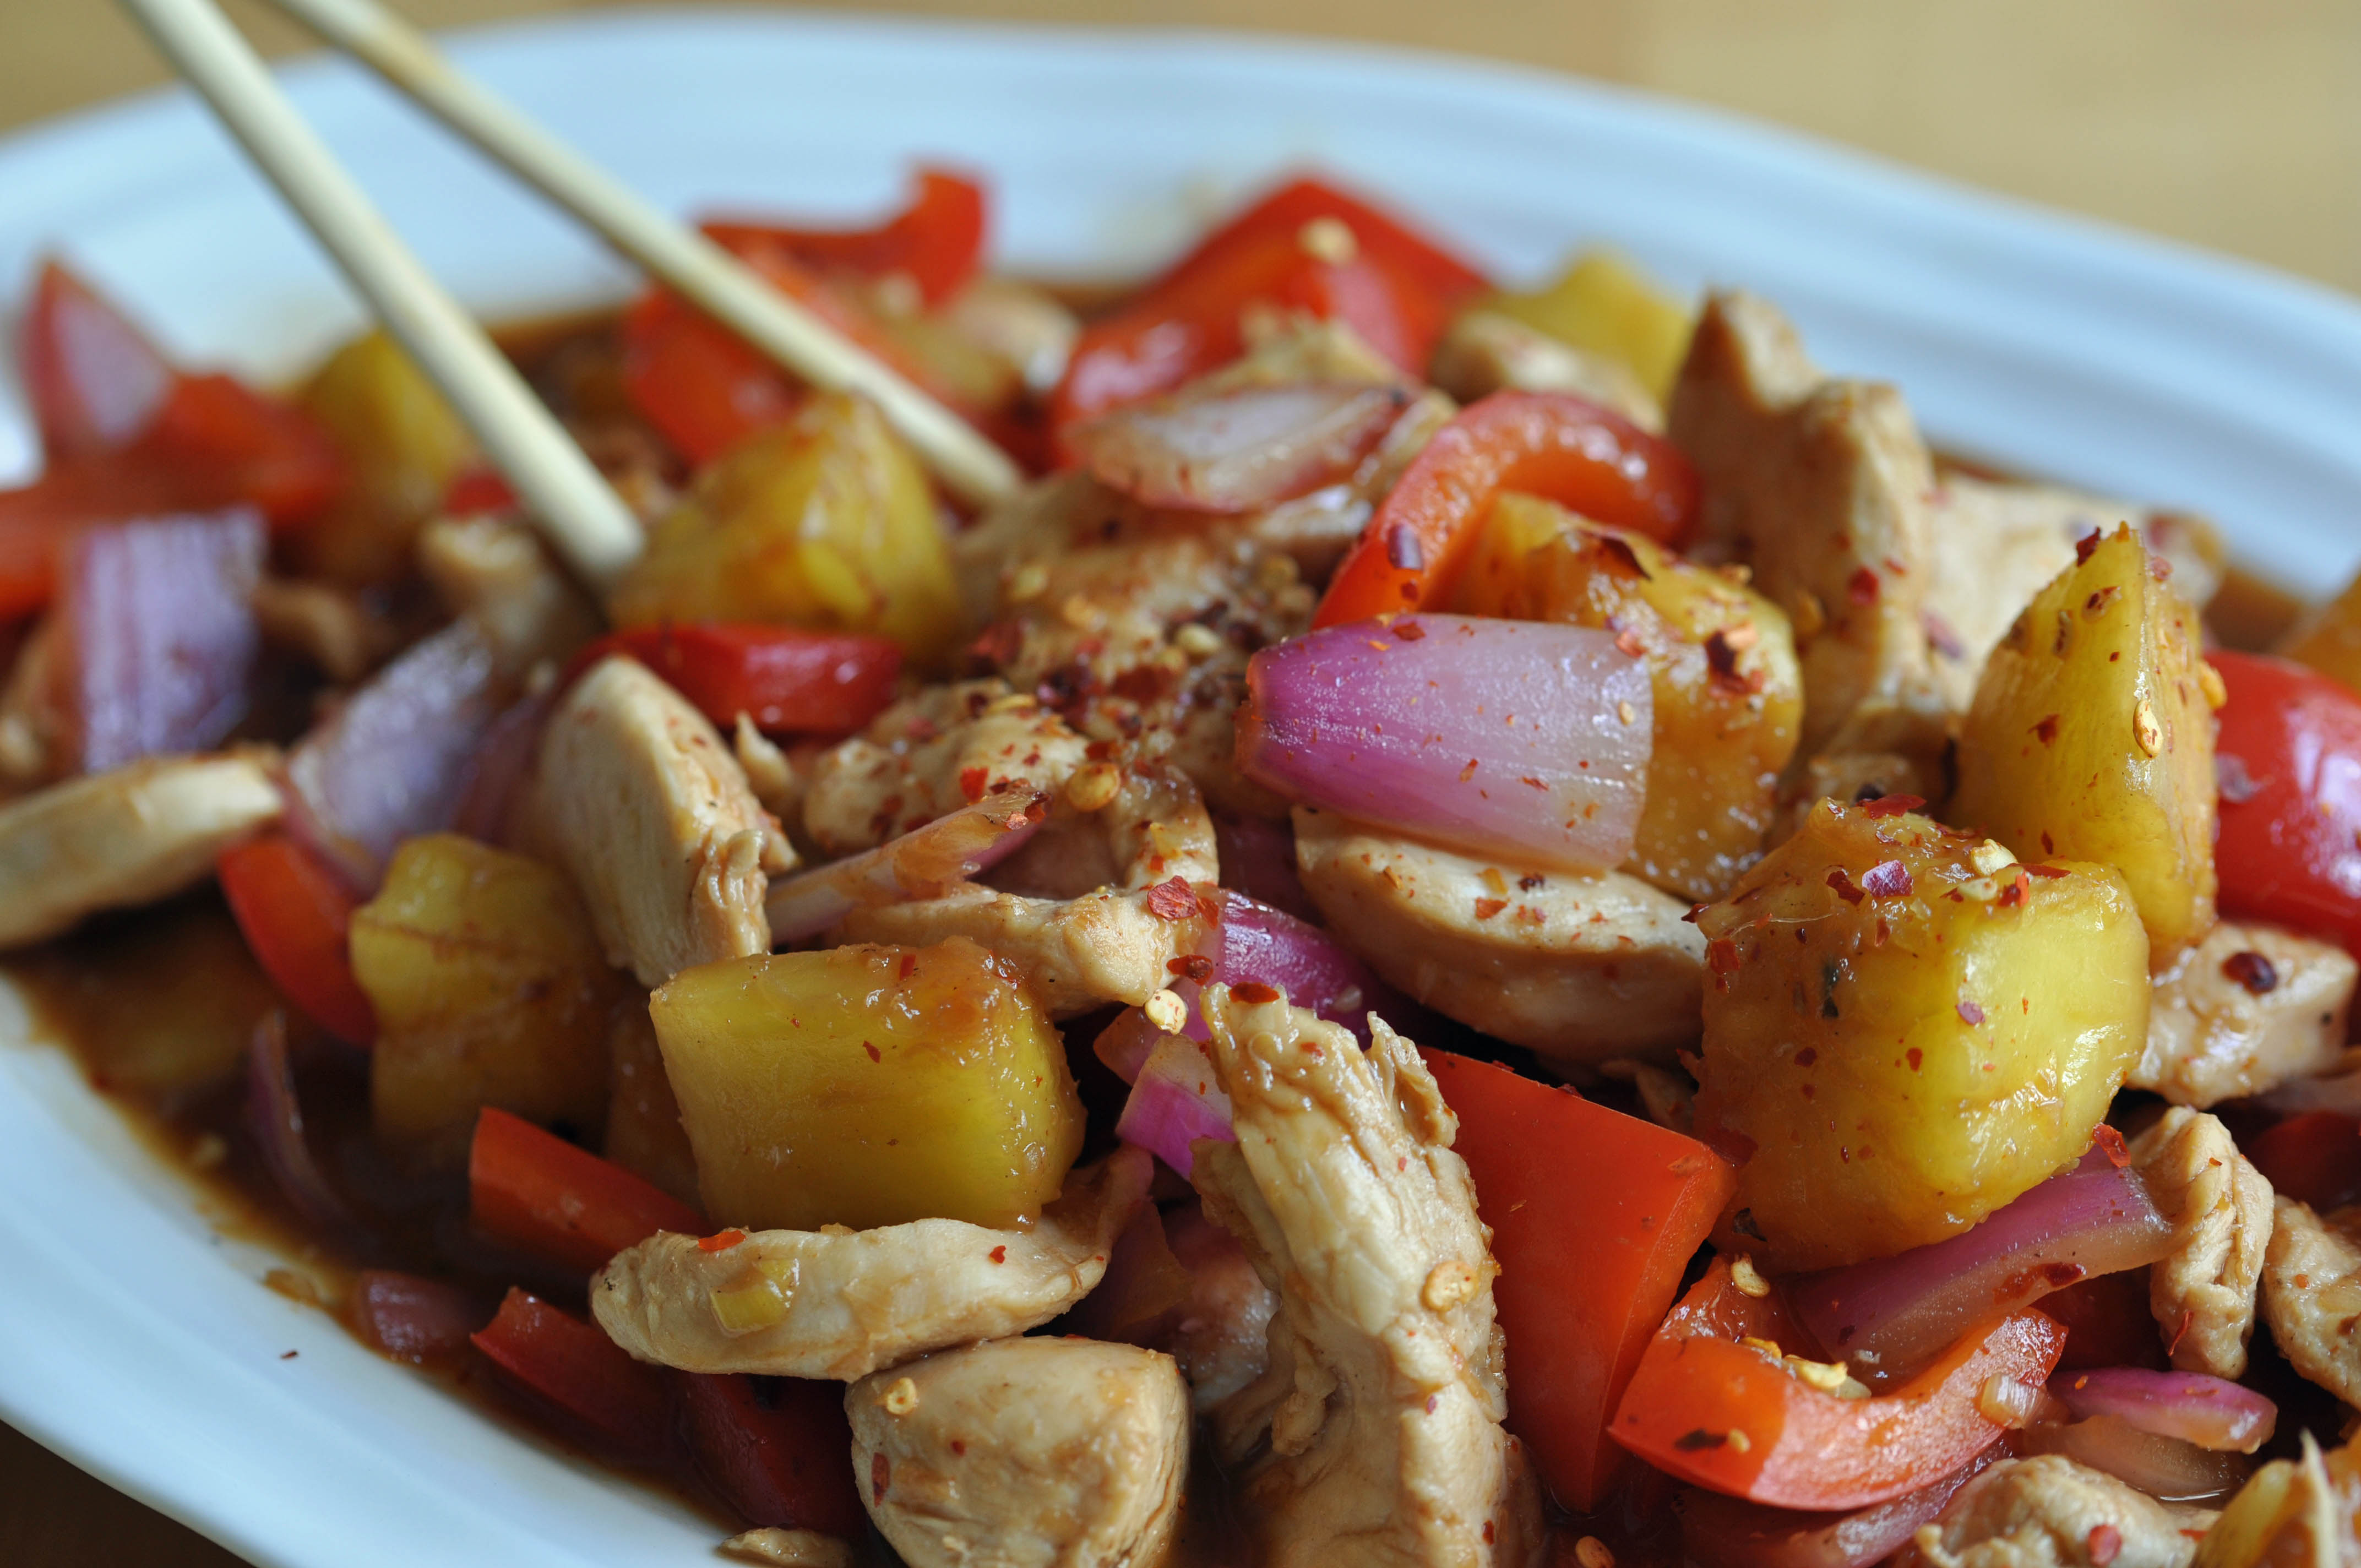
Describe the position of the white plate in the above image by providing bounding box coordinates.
[3,10,2359,1565]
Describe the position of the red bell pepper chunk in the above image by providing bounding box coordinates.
[440,465,519,517]
[618,287,806,467]
[469,1106,705,1273]
[216,833,377,1048]
[1049,178,1484,442]
[2211,650,2361,955]
[1313,390,1701,627]
[2248,1110,2361,1213]
[577,623,903,737]
[20,259,176,462]
[471,1288,676,1458]
[679,1373,867,1537]
[701,167,988,308]
[1420,1049,1735,1511]
[1611,1259,2068,1510]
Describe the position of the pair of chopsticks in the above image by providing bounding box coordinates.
[116,0,1022,592]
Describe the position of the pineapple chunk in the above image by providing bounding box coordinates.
[290,330,475,587]
[650,938,1085,1232]
[355,833,622,1162]
[1479,249,1695,404]
[607,391,960,668]
[2281,568,2361,694]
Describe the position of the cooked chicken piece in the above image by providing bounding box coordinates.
[2129,1108,2274,1379]
[1192,986,1541,1568]
[2133,923,2357,1109]
[846,1337,1190,1568]
[1428,309,1663,431]
[1668,291,1950,764]
[1165,1200,1279,1412]
[0,753,280,948]
[592,1147,1151,1380]
[536,655,793,988]
[730,716,801,825]
[1598,1058,1699,1135]
[1900,1455,2202,1568]
[418,513,602,677]
[0,620,61,788]
[249,576,396,684]
[1292,808,1704,1067]
[2260,1198,2361,1407]
[803,680,1219,1014]
[2193,1434,2357,1568]
[719,1528,855,1567]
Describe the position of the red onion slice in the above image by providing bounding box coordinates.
[285,619,508,889]
[1677,1446,1999,1568]
[2049,1368,2277,1453]
[1114,1032,1234,1178]
[2017,1414,2253,1502]
[449,692,551,847]
[764,788,1048,944]
[245,1011,358,1239]
[1069,382,1407,513]
[1788,1150,2177,1382]
[1238,615,1650,874]
[1211,810,1320,924]
[349,1270,479,1363]
[53,508,264,772]
[25,260,175,457]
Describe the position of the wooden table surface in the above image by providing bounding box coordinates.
[2,0,2358,1562]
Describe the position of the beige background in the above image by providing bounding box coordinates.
[2,1,2358,1562]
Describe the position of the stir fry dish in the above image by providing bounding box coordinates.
[12,167,2361,1568]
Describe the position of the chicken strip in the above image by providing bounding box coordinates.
[1192,985,1540,1568]
[2134,922,2357,1109]
[2259,1197,2361,1408]
[591,1147,1151,1381]
[2129,1108,2273,1379]
[1900,1455,2204,1568]
[417,513,601,677]
[536,654,792,987]
[1291,808,1704,1067]
[846,1337,1190,1568]
[0,753,280,948]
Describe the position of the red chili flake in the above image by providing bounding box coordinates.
[2075,529,2104,564]
[1826,868,1865,905]
[1145,876,1198,921]
[1957,999,1986,1026]
[1595,533,1652,579]
[1846,566,1880,606]
[897,952,919,982]
[1168,954,1216,983]
[1921,608,1966,660]
[2222,950,2280,994]
[958,766,990,803]
[1473,897,1509,921]
[2024,863,2069,878]
[2150,557,2174,582]
[1385,523,1425,570]
[1707,938,1742,975]
[1907,1048,1923,1072]
[2088,1524,2122,1566]
[2085,585,2121,616]
[2092,1124,2131,1168]
[1859,794,1926,819]
[1457,758,1479,782]
[1231,981,1282,1004]
[2031,713,2060,745]
[872,1453,891,1505]
[697,1229,747,1253]
[965,620,1023,669]
[1520,775,1547,791]
[1613,628,1646,658]
[1392,619,1427,641]
[1794,1047,1818,1067]
[1860,860,1913,897]
[1996,868,2032,908]
[863,1041,882,1063]
[988,1245,1008,1264]
[1705,628,1767,694]
[2166,1306,2195,1357]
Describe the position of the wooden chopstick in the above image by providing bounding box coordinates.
[116,0,645,593]
[251,0,1025,511]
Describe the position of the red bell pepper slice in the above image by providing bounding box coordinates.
[1313,390,1701,627]
[2248,1110,2361,1213]
[701,167,988,308]
[2211,650,2361,954]
[1611,1259,2067,1510]
[469,1106,705,1273]
[679,1373,867,1537]
[1050,178,1484,442]
[576,623,902,737]
[1421,1049,1735,1511]
[618,287,806,467]
[471,1287,676,1458]
[20,259,176,461]
[216,832,377,1048]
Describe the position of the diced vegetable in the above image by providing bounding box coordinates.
[1478,248,1695,402]
[2279,568,2361,694]
[1065,1204,1195,1347]
[217,832,376,1047]
[471,1288,675,1460]
[20,258,175,459]
[618,286,803,466]
[2016,1413,2253,1500]
[571,623,902,736]
[762,786,1047,944]
[246,1011,358,1237]
[2211,651,2361,955]
[1675,1450,1998,1568]
[702,167,988,308]
[2245,1111,2361,1212]
[353,834,622,1162]
[678,1373,867,1536]
[2049,1368,2277,1453]
[286,330,475,586]
[1691,800,2150,1272]
[1422,1047,1736,1512]
[1068,381,1407,513]
[1950,524,2219,962]
[1237,614,1652,875]
[468,1106,704,1273]
[348,1270,478,1363]
[1609,1257,2067,1510]
[1313,391,1700,625]
[608,392,962,668]
[1113,1031,1234,1177]
[649,938,1085,1231]
[1452,494,1802,899]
